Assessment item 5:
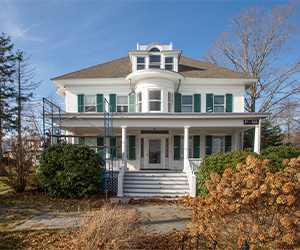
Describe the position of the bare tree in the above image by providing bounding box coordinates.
[202,2,300,114]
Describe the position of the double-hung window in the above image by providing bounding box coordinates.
[180,136,193,158]
[117,96,128,112]
[214,95,225,113]
[182,95,193,112]
[165,57,173,71]
[85,95,96,112]
[149,90,161,111]
[137,57,145,70]
[86,138,97,152]
[168,92,173,112]
[149,55,161,69]
[212,137,225,153]
[136,92,142,112]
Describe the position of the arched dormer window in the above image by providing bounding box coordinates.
[150,47,160,52]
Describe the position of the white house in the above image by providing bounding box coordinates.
[51,43,269,198]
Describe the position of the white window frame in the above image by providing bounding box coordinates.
[149,54,161,69]
[137,57,145,70]
[214,95,225,113]
[182,95,193,113]
[84,95,96,112]
[117,95,128,113]
[149,90,162,112]
[136,92,142,112]
[212,136,225,153]
[165,57,173,71]
[168,92,173,112]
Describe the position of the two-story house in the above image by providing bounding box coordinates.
[51,43,269,198]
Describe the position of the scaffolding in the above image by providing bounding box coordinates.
[42,97,115,197]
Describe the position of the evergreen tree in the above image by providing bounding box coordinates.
[0,32,17,164]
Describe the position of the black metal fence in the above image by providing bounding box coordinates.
[182,235,249,250]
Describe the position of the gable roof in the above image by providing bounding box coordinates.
[51,56,257,81]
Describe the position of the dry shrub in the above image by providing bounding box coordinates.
[186,156,300,249]
[74,204,140,249]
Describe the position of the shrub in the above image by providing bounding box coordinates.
[188,156,300,249]
[197,149,257,197]
[38,143,104,198]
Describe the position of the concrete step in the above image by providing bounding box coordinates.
[125,172,186,177]
[124,180,189,185]
[123,184,189,189]
[123,192,188,197]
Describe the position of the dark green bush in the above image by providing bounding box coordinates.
[38,143,104,198]
[197,149,257,197]
[197,146,300,197]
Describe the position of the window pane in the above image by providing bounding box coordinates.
[149,91,161,100]
[86,138,96,146]
[168,103,173,112]
[182,95,193,104]
[165,57,173,63]
[214,95,224,105]
[117,96,128,104]
[165,65,173,71]
[137,103,142,112]
[168,92,173,102]
[85,106,96,112]
[137,57,145,63]
[85,95,95,105]
[137,65,145,70]
[137,92,142,102]
[141,138,144,158]
[182,106,193,112]
[165,138,168,158]
[150,101,161,111]
[150,55,161,62]
[149,65,160,69]
[150,47,160,52]
[214,106,224,113]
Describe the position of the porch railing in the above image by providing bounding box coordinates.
[185,159,197,197]
[117,163,125,197]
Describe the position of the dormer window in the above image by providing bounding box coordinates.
[165,57,173,71]
[137,57,145,70]
[149,55,161,69]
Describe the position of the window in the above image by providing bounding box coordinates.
[214,95,225,113]
[165,138,169,158]
[86,138,97,152]
[85,95,96,112]
[168,92,173,112]
[136,92,142,112]
[117,96,128,112]
[150,47,160,52]
[149,55,161,69]
[180,136,193,158]
[137,57,145,70]
[182,95,193,112]
[165,57,173,71]
[149,90,161,111]
[212,137,225,153]
[141,138,144,158]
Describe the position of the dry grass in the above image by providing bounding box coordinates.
[0,177,10,192]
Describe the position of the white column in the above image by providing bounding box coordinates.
[122,126,127,168]
[184,126,190,172]
[254,118,262,154]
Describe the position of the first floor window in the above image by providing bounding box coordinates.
[136,92,142,112]
[117,96,128,112]
[181,136,193,158]
[214,95,225,113]
[149,90,161,111]
[174,135,200,160]
[86,138,97,152]
[85,95,96,112]
[212,137,225,153]
[182,95,193,112]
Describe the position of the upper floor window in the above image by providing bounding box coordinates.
[85,95,96,112]
[214,95,225,113]
[165,57,173,71]
[182,95,193,112]
[149,90,161,111]
[150,47,160,52]
[149,55,161,69]
[137,57,145,70]
[117,96,128,112]
[168,92,173,112]
[136,92,142,112]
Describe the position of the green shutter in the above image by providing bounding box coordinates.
[226,94,233,113]
[78,94,84,113]
[128,135,135,160]
[194,94,201,113]
[109,94,116,113]
[225,135,232,152]
[206,94,213,113]
[205,136,213,155]
[174,93,181,113]
[110,138,116,158]
[129,93,135,113]
[174,135,181,160]
[96,94,103,112]
[78,137,85,145]
[193,136,200,158]
[97,137,104,158]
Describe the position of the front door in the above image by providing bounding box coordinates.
[148,138,162,169]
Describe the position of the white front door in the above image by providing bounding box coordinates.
[148,138,162,169]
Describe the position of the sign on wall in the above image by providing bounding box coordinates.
[244,120,259,125]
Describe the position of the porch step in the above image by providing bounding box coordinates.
[123,171,189,199]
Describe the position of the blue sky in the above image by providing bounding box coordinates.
[0,0,296,106]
